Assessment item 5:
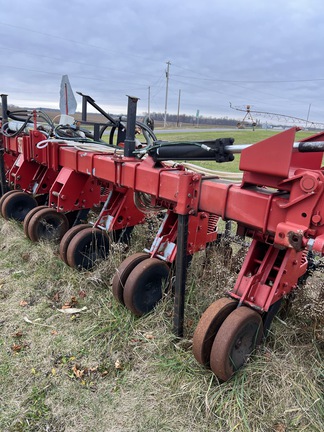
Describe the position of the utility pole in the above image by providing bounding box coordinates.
[164,61,171,128]
[306,103,311,129]
[177,89,181,127]
[148,86,151,117]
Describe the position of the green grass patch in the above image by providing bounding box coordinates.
[0,219,322,431]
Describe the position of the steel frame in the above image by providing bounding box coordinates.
[1,94,323,339]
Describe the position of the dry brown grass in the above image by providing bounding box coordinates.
[0,219,323,432]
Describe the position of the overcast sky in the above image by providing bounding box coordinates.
[1,0,324,126]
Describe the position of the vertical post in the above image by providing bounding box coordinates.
[177,89,181,127]
[93,124,100,142]
[164,61,171,128]
[148,86,151,117]
[225,220,232,237]
[173,214,189,337]
[81,94,87,122]
[0,94,9,196]
[124,95,139,157]
[1,94,8,124]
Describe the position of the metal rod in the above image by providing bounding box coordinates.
[173,214,189,338]
[124,95,139,157]
[0,148,8,196]
[80,93,88,122]
[1,94,8,124]
[77,92,118,125]
[225,220,232,237]
[228,141,324,154]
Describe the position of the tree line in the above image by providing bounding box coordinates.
[143,112,239,126]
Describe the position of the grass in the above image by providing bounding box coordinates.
[0,219,323,432]
[0,128,323,431]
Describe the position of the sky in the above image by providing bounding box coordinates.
[1,0,324,126]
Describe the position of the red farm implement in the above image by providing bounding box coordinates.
[0,92,323,382]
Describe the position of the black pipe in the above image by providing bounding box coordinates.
[148,138,235,162]
[297,141,324,152]
[77,92,119,126]
[1,94,8,124]
[0,148,8,196]
[80,93,88,122]
[173,214,189,337]
[124,96,139,157]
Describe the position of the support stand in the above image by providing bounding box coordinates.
[173,214,189,337]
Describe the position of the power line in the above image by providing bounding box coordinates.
[0,21,165,66]
[0,63,150,88]
[171,65,324,84]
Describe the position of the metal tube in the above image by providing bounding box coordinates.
[173,214,189,337]
[0,149,8,196]
[76,91,118,125]
[226,141,324,154]
[1,94,8,124]
[124,96,139,157]
[295,141,324,152]
[81,94,87,122]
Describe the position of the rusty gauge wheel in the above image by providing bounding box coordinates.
[59,223,92,264]
[192,298,238,367]
[112,252,149,305]
[66,226,109,270]
[23,205,48,237]
[1,191,38,221]
[123,258,170,316]
[210,306,263,382]
[0,189,20,214]
[27,207,69,242]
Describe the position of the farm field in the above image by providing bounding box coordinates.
[0,129,323,432]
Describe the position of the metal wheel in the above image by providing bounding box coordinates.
[0,189,20,214]
[1,191,37,221]
[210,306,263,382]
[66,227,110,270]
[192,298,237,366]
[27,207,69,242]
[123,258,170,316]
[23,205,48,237]
[112,252,149,305]
[59,223,92,264]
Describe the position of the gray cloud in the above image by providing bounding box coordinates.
[1,0,324,125]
